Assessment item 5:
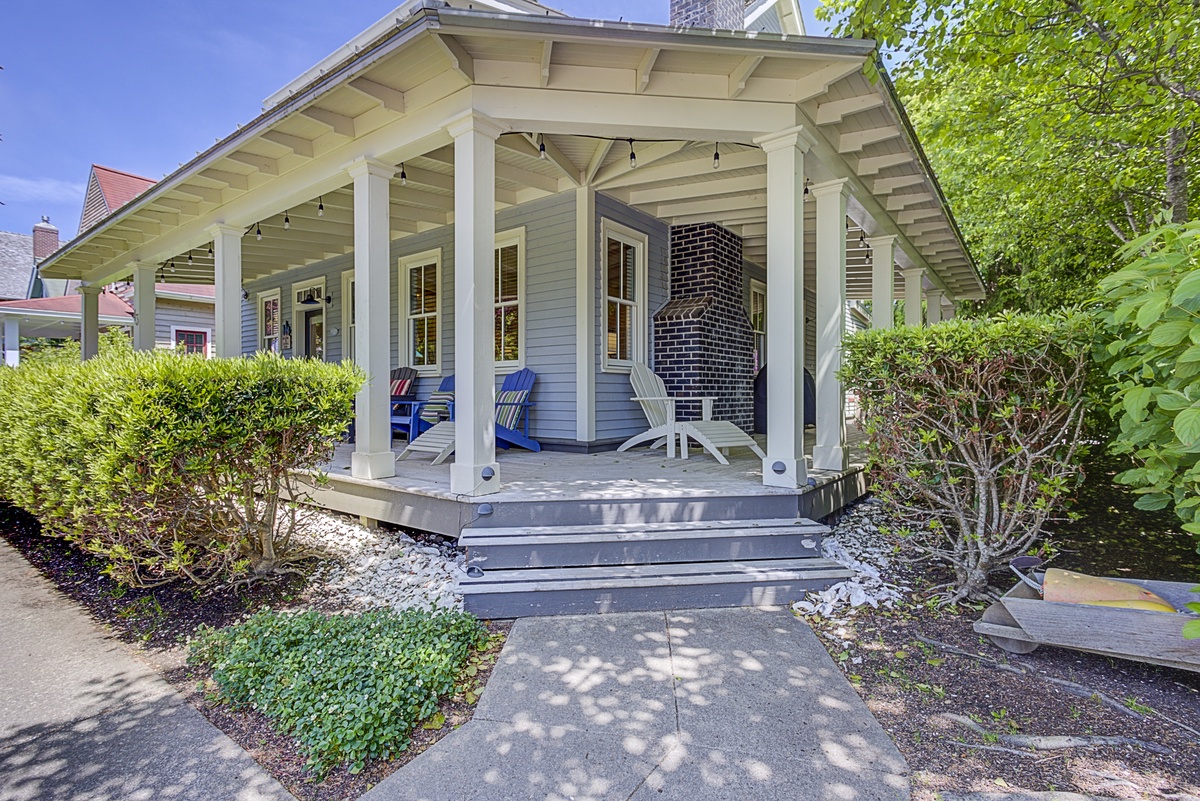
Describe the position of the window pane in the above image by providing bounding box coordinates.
[497,245,519,303]
[502,305,519,361]
[409,266,421,315]
[421,264,437,313]
[494,307,504,361]
[617,303,632,361]
[622,243,636,301]
[412,317,426,365]
[606,238,622,299]
[348,281,356,324]
[425,316,437,364]
[264,298,278,336]
[606,301,618,359]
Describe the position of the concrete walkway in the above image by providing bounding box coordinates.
[365,608,909,801]
[0,540,294,801]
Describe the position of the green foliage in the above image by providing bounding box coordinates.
[1098,221,1200,549]
[188,609,488,775]
[0,350,362,586]
[20,329,132,365]
[1186,588,1200,639]
[841,314,1095,602]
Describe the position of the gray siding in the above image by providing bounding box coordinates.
[593,192,671,443]
[154,298,215,351]
[240,191,578,442]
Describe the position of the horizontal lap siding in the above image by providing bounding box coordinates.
[594,193,670,442]
[154,299,214,349]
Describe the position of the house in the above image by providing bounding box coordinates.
[35,0,984,613]
[1,168,216,363]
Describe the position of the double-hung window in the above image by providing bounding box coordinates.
[749,279,766,372]
[341,270,355,363]
[258,289,281,353]
[401,250,441,373]
[494,229,524,368]
[601,220,647,371]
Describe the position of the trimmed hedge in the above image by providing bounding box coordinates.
[841,312,1094,602]
[0,351,362,587]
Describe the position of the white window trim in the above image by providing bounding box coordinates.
[257,288,282,354]
[399,248,443,375]
[749,277,766,371]
[170,325,213,358]
[494,227,526,373]
[600,218,649,374]
[340,269,355,364]
[289,277,327,361]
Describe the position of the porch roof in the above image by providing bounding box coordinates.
[39,5,983,300]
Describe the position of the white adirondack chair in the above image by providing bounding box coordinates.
[618,363,765,465]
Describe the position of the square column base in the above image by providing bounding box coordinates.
[762,456,807,489]
[351,451,397,480]
[450,462,501,496]
[812,446,847,473]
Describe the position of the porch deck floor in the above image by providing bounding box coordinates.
[323,425,867,504]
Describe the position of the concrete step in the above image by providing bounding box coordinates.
[464,493,808,529]
[459,558,853,618]
[461,518,827,569]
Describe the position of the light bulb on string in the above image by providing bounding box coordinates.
[317,197,324,217]
[256,223,262,241]
[803,178,811,200]
[628,139,637,169]
[712,144,720,169]
[168,260,175,273]
[858,232,866,247]
[538,134,547,159]
[208,243,213,257]
[400,164,407,186]
[284,211,290,230]
[187,252,193,267]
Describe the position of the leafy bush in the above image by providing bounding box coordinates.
[0,351,361,587]
[841,313,1094,603]
[1098,220,1200,552]
[188,609,487,775]
[20,328,132,365]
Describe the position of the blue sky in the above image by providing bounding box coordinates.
[0,1,828,238]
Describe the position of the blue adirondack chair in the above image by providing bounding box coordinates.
[391,374,454,441]
[495,368,539,452]
[350,367,417,443]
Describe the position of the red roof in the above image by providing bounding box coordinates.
[0,292,134,319]
[155,282,216,297]
[93,165,157,215]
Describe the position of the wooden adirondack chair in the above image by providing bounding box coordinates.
[396,369,540,464]
[351,367,418,443]
[391,374,453,441]
[618,363,765,465]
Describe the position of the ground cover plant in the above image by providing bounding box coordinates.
[188,608,489,776]
[841,313,1094,602]
[0,350,361,587]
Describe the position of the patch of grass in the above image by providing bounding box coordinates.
[188,608,487,777]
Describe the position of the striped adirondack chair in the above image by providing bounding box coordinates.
[351,367,418,443]
[617,362,764,465]
[391,373,453,441]
[396,369,540,464]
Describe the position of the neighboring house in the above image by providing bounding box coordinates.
[38,0,984,498]
[0,217,60,301]
[1,166,215,363]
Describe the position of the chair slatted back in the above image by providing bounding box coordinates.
[630,363,670,428]
[389,366,418,399]
[495,368,537,430]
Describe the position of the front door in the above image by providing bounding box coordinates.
[304,309,324,360]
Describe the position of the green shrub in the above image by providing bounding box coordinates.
[841,312,1094,602]
[0,351,362,587]
[188,609,487,775]
[1098,220,1200,552]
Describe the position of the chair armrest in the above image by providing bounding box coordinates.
[670,396,716,420]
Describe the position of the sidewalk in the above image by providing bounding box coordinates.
[364,607,909,801]
[0,540,295,801]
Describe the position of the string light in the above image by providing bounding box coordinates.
[208,243,213,257]
[803,177,811,199]
[858,232,866,247]
[284,211,291,230]
[628,139,637,169]
[538,134,547,159]
[400,164,407,186]
[256,223,263,241]
[187,251,193,266]
[712,144,720,169]
[317,196,324,217]
[168,260,175,273]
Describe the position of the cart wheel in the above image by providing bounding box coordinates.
[981,601,1039,654]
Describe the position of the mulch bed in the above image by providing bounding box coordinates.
[806,562,1200,801]
[0,502,508,801]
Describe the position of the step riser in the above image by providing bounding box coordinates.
[468,534,822,570]
[465,494,804,530]
[463,576,841,618]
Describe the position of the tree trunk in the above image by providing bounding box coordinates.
[1165,125,1190,223]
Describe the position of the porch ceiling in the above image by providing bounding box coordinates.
[38,6,982,300]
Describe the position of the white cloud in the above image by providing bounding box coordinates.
[0,174,87,204]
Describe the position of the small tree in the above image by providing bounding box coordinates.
[842,313,1094,603]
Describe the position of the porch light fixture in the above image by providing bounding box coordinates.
[400,163,407,186]
[712,144,720,169]
[284,211,291,230]
[628,139,637,169]
[255,222,263,241]
[317,196,325,217]
[538,134,546,159]
[241,289,250,300]
[299,290,320,306]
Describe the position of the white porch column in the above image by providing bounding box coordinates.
[943,304,957,321]
[78,285,101,360]
[754,125,816,490]
[868,235,897,330]
[131,263,157,351]
[902,267,924,327]
[208,224,243,358]
[811,179,850,473]
[447,113,504,496]
[3,316,19,367]
[347,158,397,481]
[925,289,945,325]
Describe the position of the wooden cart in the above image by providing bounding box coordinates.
[974,574,1200,673]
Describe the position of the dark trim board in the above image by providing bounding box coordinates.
[306,465,871,539]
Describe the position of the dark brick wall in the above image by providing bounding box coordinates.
[669,0,743,29]
[653,223,754,430]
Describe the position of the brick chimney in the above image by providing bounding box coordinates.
[32,216,59,262]
[670,0,744,29]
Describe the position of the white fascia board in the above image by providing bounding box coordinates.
[1,308,132,326]
[744,0,805,36]
[155,290,217,304]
